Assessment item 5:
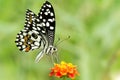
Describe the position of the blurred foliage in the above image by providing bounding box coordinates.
[0,0,120,80]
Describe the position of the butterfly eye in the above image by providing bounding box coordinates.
[31,33,38,39]
[53,47,57,51]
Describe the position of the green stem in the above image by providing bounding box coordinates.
[63,76,66,80]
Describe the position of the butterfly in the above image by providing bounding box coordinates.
[15,1,57,62]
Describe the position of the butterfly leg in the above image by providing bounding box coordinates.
[35,50,44,63]
[53,52,60,63]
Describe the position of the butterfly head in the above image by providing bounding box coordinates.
[51,46,57,53]
[46,45,57,54]
[15,29,41,52]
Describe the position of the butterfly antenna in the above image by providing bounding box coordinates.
[55,37,60,45]
[55,36,70,46]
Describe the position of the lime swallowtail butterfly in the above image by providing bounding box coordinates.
[15,1,57,62]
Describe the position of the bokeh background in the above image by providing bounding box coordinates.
[0,0,120,80]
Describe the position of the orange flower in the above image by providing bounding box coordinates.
[49,61,79,79]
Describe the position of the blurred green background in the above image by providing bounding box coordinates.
[0,0,120,80]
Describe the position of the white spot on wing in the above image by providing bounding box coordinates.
[34,42,39,46]
[28,21,30,24]
[40,12,42,14]
[43,19,46,22]
[16,35,19,38]
[48,19,52,22]
[27,24,30,27]
[30,12,34,15]
[20,35,23,38]
[50,26,54,30]
[19,31,22,34]
[42,30,45,33]
[46,22,50,27]
[42,23,45,26]
[25,27,29,30]
[21,39,25,42]
[40,16,42,19]
[50,12,54,16]
[16,39,19,41]
[32,30,39,34]
[22,49,26,51]
[46,9,49,11]
[46,4,51,8]
[26,18,29,21]
[44,12,48,15]
[18,46,21,49]
[26,16,29,18]
[48,19,53,22]
[52,18,55,21]
[28,42,31,44]
[32,18,35,21]
[37,27,41,30]
[23,32,27,36]
[33,27,37,30]
[28,31,33,35]
[33,24,35,27]
[31,44,34,47]
[37,24,42,27]
[36,36,41,41]
[25,21,27,23]
[41,9,44,11]
[22,45,26,48]
[43,5,46,8]
[32,46,38,49]
[37,19,40,22]
[48,11,50,13]
[19,42,22,45]
[16,43,19,45]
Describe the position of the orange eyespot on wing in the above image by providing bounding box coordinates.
[15,30,41,52]
[25,44,31,52]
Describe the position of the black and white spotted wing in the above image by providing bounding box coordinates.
[38,1,55,45]
[35,1,57,62]
[24,9,37,30]
[15,9,43,52]
[15,1,57,62]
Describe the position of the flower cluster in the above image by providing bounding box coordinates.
[49,61,79,79]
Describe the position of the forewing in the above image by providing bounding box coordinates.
[37,1,55,45]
